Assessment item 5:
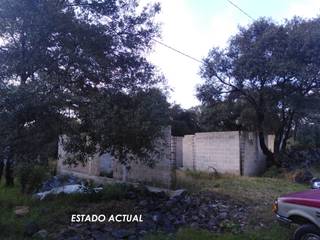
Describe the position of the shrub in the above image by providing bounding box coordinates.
[17,164,50,194]
[68,183,132,203]
[262,166,284,178]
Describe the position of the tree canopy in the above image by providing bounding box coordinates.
[170,104,200,136]
[0,0,169,186]
[198,17,320,166]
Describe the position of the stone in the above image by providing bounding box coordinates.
[217,212,228,220]
[14,206,29,216]
[128,235,138,240]
[138,200,148,207]
[163,219,175,232]
[32,229,48,239]
[111,229,134,239]
[152,212,162,223]
[24,221,39,236]
[59,229,78,239]
[91,230,112,240]
[66,237,82,240]
[190,222,199,229]
[52,189,250,237]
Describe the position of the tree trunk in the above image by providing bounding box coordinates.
[258,131,277,167]
[256,108,278,167]
[5,159,14,186]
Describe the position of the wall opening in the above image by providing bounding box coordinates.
[99,153,113,178]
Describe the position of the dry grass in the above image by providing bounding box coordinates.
[176,169,307,227]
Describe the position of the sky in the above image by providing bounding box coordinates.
[142,0,320,108]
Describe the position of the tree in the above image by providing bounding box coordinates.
[63,88,170,167]
[198,17,320,166]
[0,0,168,186]
[170,104,200,136]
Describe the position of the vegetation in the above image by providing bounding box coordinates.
[197,17,320,166]
[170,104,200,136]
[145,170,307,240]
[145,226,292,240]
[0,182,133,239]
[0,0,169,188]
[0,172,308,240]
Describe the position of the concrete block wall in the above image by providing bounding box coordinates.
[240,132,266,176]
[57,138,100,176]
[182,135,195,170]
[58,127,175,188]
[112,127,175,188]
[241,132,275,176]
[181,131,274,176]
[171,136,183,168]
[193,131,241,174]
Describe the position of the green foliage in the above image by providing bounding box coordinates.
[184,169,219,180]
[68,183,131,202]
[198,17,320,164]
[144,226,293,240]
[295,123,320,148]
[262,166,284,178]
[0,176,302,239]
[170,105,200,136]
[0,0,169,182]
[17,164,50,194]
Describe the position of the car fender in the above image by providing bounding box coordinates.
[287,208,319,227]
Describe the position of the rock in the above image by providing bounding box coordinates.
[152,212,162,223]
[91,230,112,240]
[32,229,48,239]
[59,229,78,239]
[128,235,138,240]
[111,229,134,239]
[24,221,39,236]
[190,222,199,229]
[207,220,217,230]
[14,206,29,216]
[52,189,250,237]
[163,219,175,232]
[217,211,228,220]
[139,200,148,207]
[65,237,82,240]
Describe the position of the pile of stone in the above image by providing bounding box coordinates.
[51,186,250,240]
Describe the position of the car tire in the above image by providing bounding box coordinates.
[294,224,320,240]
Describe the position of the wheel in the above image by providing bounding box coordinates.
[294,224,320,240]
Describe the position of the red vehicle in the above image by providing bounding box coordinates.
[273,189,320,240]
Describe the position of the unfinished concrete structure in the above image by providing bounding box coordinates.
[57,128,175,188]
[182,131,274,176]
[57,129,273,188]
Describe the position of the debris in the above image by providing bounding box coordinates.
[24,221,39,237]
[35,184,102,200]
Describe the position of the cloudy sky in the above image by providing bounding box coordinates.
[142,0,320,108]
